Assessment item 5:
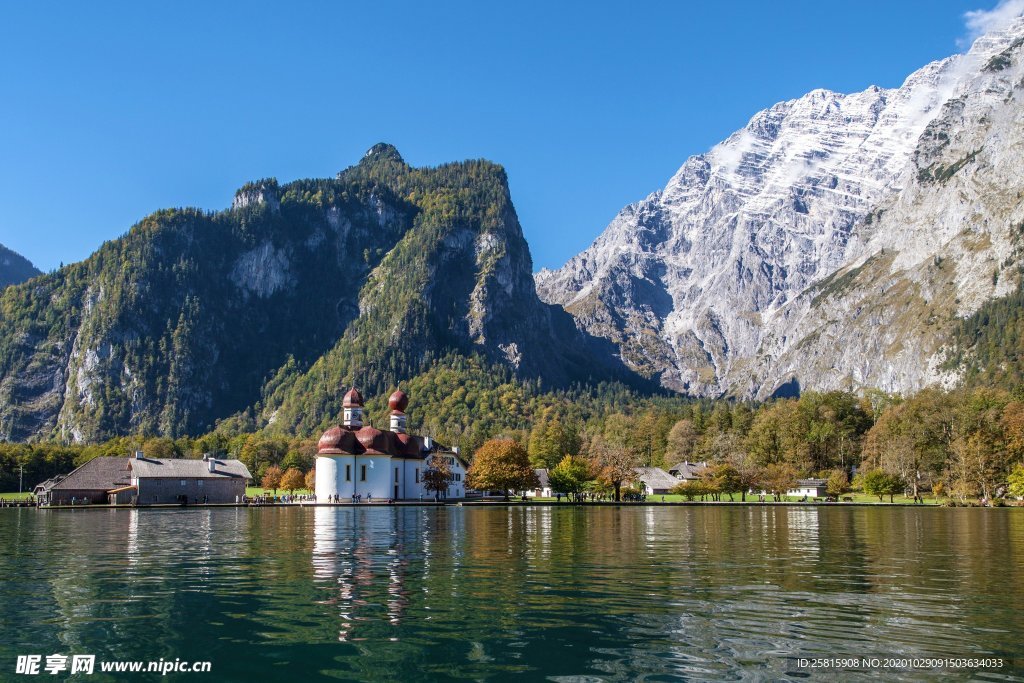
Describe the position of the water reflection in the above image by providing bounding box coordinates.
[0,507,1021,682]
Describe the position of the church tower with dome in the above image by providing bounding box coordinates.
[314,388,467,502]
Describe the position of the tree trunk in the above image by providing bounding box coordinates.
[614,482,621,502]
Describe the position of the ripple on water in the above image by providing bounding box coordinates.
[0,506,1021,682]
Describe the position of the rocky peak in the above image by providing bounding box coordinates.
[537,14,1024,399]
[232,178,281,212]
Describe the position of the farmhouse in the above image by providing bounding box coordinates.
[667,461,709,481]
[315,388,468,501]
[634,467,679,495]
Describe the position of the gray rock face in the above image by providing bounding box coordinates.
[537,18,1024,398]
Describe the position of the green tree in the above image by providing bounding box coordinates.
[863,469,902,503]
[1007,463,1024,499]
[671,479,707,501]
[547,455,589,498]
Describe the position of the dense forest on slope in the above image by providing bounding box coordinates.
[0,145,635,443]
[0,243,40,289]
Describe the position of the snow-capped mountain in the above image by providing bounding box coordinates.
[536,17,1024,399]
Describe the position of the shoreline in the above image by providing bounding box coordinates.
[7,500,1016,511]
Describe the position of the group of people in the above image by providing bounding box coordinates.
[551,492,634,503]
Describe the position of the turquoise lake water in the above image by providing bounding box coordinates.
[1,505,1022,681]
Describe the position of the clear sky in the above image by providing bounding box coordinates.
[0,0,1003,272]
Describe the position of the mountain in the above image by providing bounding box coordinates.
[0,144,634,443]
[0,244,40,289]
[537,17,1024,399]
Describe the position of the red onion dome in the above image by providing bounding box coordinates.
[318,426,347,455]
[342,388,364,408]
[355,426,391,454]
[388,390,409,413]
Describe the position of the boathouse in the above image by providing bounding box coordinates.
[128,454,252,505]
[35,457,132,506]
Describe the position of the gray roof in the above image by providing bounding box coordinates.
[633,467,679,490]
[534,468,550,489]
[667,461,709,480]
[795,479,828,486]
[129,457,252,480]
[47,457,131,492]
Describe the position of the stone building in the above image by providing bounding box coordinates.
[35,457,132,505]
[128,454,252,505]
[315,388,467,501]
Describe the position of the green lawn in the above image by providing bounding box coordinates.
[245,487,312,498]
[0,491,35,501]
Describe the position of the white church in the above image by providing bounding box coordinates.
[315,388,468,501]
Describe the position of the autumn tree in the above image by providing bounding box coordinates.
[587,435,640,501]
[664,419,699,465]
[467,439,538,499]
[949,388,1011,501]
[423,456,452,498]
[826,468,849,496]
[261,465,283,494]
[725,450,762,502]
[305,468,316,492]
[761,463,799,501]
[280,467,305,495]
[707,463,742,501]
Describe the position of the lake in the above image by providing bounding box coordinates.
[1,505,1021,681]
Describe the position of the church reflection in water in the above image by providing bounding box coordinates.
[312,507,419,642]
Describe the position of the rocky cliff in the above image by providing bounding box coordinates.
[0,145,630,442]
[537,18,1024,399]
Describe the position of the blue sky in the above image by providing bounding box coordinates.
[0,0,1002,272]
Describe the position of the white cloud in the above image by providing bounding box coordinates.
[960,0,1024,48]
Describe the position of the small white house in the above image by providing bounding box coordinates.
[787,479,828,498]
[525,469,553,498]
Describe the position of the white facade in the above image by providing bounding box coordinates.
[316,452,466,501]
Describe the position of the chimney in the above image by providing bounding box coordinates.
[208,458,216,473]
[134,451,144,460]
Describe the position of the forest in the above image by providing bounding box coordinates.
[3,358,1023,505]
